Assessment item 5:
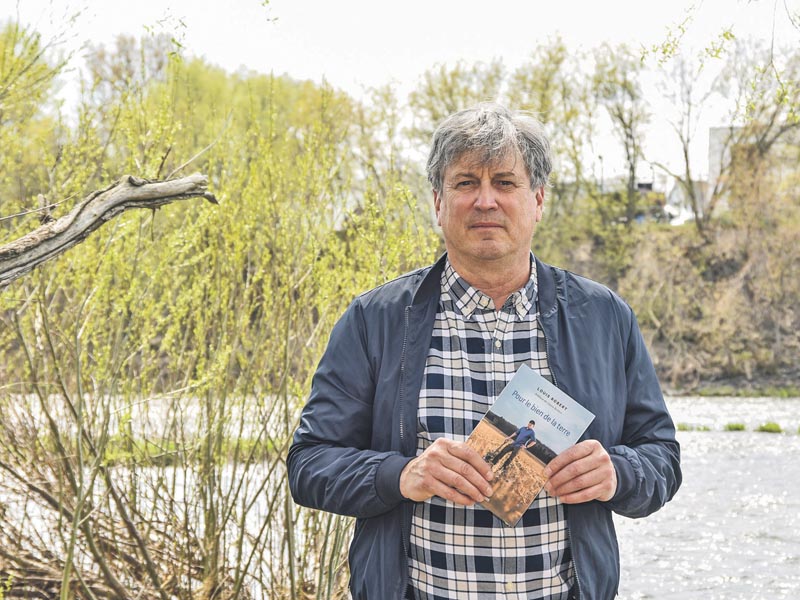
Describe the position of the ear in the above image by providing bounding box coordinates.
[534,186,545,223]
[433,190,442,226]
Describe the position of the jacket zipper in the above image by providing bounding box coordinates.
[399,306,411,593]
[400,306,410,450]
[541,318,582,600]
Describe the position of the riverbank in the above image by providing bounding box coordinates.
[660,366,800,398]
[674,377,800,399]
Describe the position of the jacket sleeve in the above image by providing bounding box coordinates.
[604,306,682,518]
[286,297,412,519]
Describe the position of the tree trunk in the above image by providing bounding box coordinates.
[0,173,217,288]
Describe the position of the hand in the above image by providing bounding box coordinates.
[399,438,494,506]
[543,440,617,504]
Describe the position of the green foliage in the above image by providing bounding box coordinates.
[0,20,799,599]
[756,422,783,434]
[407,59,505,146]
[0,20,67,240]
[724,423,746,431]
[762,387,800,399]
[0,22,442,597]
[677,423,711,432]
[0,575,12,600]
[507,38,599,219]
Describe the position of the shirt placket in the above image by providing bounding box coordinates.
[489,300,523,594]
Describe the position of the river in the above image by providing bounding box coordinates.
[2,394,798,598]
[615,396,800,599]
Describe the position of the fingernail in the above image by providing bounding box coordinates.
[487,471,494,481]
[543,467,552,478]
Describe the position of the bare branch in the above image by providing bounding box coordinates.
[0,173,218,288]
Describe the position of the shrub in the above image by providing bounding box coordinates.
[756,422,782,433]
[677,423,711,432]
[724,423,746,431]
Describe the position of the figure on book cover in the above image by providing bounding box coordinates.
[485,420,537,475]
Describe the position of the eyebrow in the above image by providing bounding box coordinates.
[448,170,521,180]
[449,171,479,180]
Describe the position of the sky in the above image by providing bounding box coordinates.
[7,0,800,182]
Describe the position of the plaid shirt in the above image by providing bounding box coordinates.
[407,259,574,599]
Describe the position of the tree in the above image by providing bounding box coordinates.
[0,20,65,126]
[407,59,505,147]
[593,43,650,227]
[0,21,68,236]
[507,38,599,219]
[650,49,726,238]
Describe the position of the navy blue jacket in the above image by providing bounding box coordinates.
[287,255,681,600]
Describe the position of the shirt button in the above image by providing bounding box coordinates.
[504,581,514,591]
[494,340,501,348]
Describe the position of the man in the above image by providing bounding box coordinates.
[487,420,537,475]
[287,103,681,600]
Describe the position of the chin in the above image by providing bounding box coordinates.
[470,247,509,262]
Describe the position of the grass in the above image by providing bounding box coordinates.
[677,422,799,433]
[756,422,783,433]
[0,575,13,600]
[724,423,746,431]
[693,385,800,398]
[677,423,711,432]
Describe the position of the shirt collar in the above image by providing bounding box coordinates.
[442,255,538,320]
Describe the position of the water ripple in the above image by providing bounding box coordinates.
[615,397,800,599]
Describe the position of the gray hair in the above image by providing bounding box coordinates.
[426,102,553,193]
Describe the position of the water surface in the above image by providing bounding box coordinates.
[615,396,800,599]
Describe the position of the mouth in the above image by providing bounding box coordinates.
[470,222,503,229]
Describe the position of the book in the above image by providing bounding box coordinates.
[465,363,595,526]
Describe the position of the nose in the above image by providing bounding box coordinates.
[474,180,498,210]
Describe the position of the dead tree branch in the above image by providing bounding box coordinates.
[0,173,218,288]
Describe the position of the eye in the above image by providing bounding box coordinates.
[455,180,476,189]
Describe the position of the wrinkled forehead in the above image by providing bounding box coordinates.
[446,146,528,179]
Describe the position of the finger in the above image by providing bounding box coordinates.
[403,460,484,505]
[546,451,602,488]
[553,482,610,505]
[404,443,494,503]
[543,441,595,478]
[434,455,494,501]
[546,463,605,497]
[544,447,616,502]
[447,442,495,481]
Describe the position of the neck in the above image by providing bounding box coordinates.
[448,253,531,309]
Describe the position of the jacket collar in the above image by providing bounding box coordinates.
[411,252,448,306]
[534,254,559,318]
[413,252,561,316]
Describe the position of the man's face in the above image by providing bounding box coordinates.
[433,150,544,272]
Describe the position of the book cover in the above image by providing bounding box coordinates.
[465,363,595,526]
